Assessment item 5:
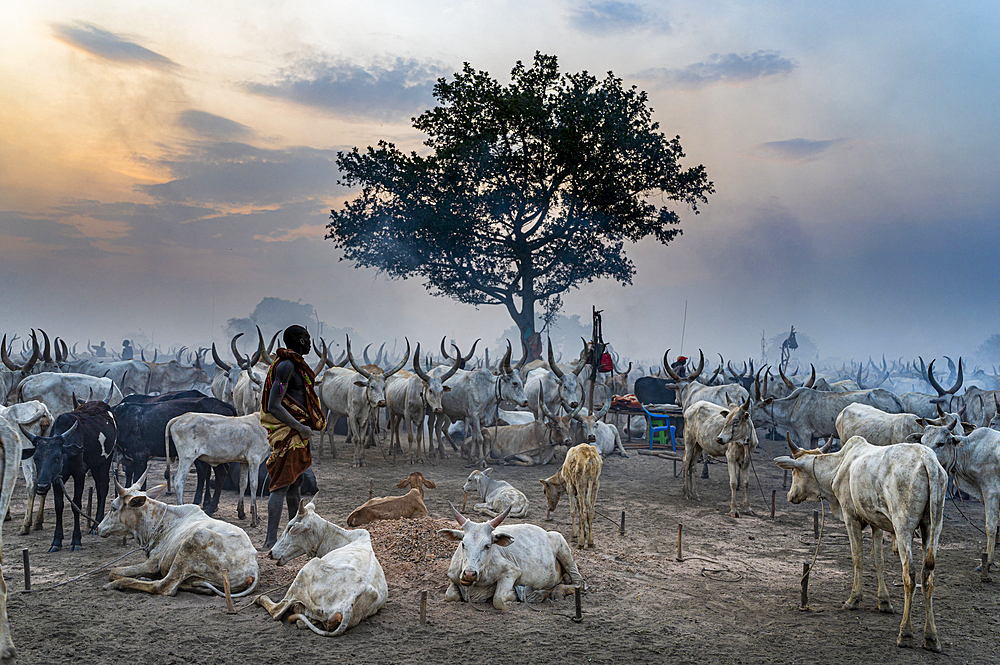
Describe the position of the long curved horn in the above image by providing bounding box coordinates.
[40,329,52,363]
[687,350,705,381]
[256,326,272,365]
[267,330,282,354]
[104,379,116,403]
[949,358,964,395]
[312,338,328,375]
[927,359,947,396]
[362,343,373,365]
[778,364,796,390]
[461,339,480,364]
[231,333,248,369]
[441,347,462,382]
[54,337,63,363]
[60,338,69,362]
[346,336,372,380]
[174,345,187,363]
[539,386,556,420]
[501,341,512,375]
[413,344,431,382]
[211,343,232,372]
[488,504,512,529]
[595,386,612,419]
[548,339,565,379]
[383,338,411,378]
[805,364,816,388]
[705,357,722,385]
[440,337,452,360]
[1,334,21,371]
[152,349,158,363]
[447,501,467,527]
[662,349,682,382]
[375,342,386,367]
[515,339,529,371]
[18,423,41,446]
[785,433,801,455]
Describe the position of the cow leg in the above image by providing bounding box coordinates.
[551,532,586,591]
[32,492,46,531]
[20,460,36,535]
[91,463,111,535]
[49,487,64,552]
[237,462,249,522]
[871,529,893,613]
[895,529,916,648]
[740,457,755,516]
[109,558,161,581]
[193,462,206,507]
[69,475,85,550]
[247,460,260,528]
[444,581,463,603]
[492,570,521,611]
[163,460,173,495]
[682,444,701,501]
[255,593,297,619]
[725,453,741,517]
[107,546,198,596]
[984,492,999,574]
[843,518,865,610]
[0,559,15,663]
[174,456,192,506]
[919,523,940,652]
[587,476,599,548]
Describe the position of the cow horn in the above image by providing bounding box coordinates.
[547,339,565,379]
[949,358,964,394]
[785,433,801,455]
[247,368,263,386]
[595,387,612,420]
[104,379,116,404]
[17,423,41,446]
[441,347,462,382]
[72,391,82,410]
[54,337,63,363]
[539,386,556,420]
[114,476,127,499]
[413,344,431,382]
[383,338,410,378]
[779,364,796,390]
[231,333,248,369]
[363,343,373,365]
[1,334,21,371]
[267,330,282,355]
[706,358,722,385]
[818,439,833,453]
[926,359,947,396]
[501,341,512,374]
[60,338,69,362]
[256,326,272,365]
[312,338,328,375]
[689,350,706,381]
[439,337,451,360]
[174,345,187,363]
[488,505,512,528]
[38,329,52,363]
[346,336,372,380]
[211,343,232,372]
[662,349,682,382]
[152,349,158,363]
[462,339,480,364]
[567,398,584,419]
[515,339,529,371]
[935,402,946,419]
[447,501,467,527]
[805,364,816,388]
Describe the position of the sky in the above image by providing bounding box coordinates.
[2,1,999,368]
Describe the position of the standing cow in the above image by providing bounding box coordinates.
[21,393,117,552]
[539,443,603,548]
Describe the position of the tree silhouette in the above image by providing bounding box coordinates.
[328,52,713,346]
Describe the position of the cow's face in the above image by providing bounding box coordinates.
[438,506,513,586]
[25,417,82,495]
[462,469,488,497]
[909,421,963,471]
[572,414,598,443]
[545,417,573,447]
[557,375,583,411]
[97,481,166,538]
[270,499,321,566]
[539,477,565,517]
[356,374,387,409]
[423,377,449,414]
[499,371,529,408]
[716,402,753,446]
[774,449,825,505]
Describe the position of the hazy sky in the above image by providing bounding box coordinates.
[2,1,998,366]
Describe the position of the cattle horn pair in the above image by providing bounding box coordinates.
[440,337,479,365]
[255,326,273,365]
[232,333,261,369]
[413,344,460,384]
[2,332,38,372]
[927,358,963,397]
[663,349,704,382]
[784,433,832,455]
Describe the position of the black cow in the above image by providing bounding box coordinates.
[634,377,676,405]
[21,400,116,552]
[111,394,236,513]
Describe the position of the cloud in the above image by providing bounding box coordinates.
[177,110,252,141]
[568,2,670,35]
[245,57,446,121]
[50,22,178,70]
[138,142,345,206]
[639,51,794,88]
[750,138,850,162]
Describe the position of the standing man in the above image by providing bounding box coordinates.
[259,325,326,551]
[121,340,134,360]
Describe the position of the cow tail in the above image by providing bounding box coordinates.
[924,459,945,572]
[288,611,350,637]
[196,570,260,598]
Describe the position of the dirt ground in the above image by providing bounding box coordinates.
[5,429,1000,664]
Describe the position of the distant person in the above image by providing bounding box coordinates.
[260,325,326,551]
[670,355,688,378]
[91,341,107,358]
[121,340,134,360]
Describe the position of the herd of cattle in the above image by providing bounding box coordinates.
[1,327,1000,657]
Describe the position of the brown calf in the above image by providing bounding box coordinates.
[346,472,436,527]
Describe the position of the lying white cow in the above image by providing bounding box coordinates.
[165,412,270,526]
[463,468,529,518]
[97,476,259,597]
[256,499,387,636]
[438,502,584,611]
[909,418,1000,575]
[774,434,949,652]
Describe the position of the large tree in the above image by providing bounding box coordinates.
[328,52,713,349]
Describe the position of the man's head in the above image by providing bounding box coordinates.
[123,340,130,348]
[283,325,310,355]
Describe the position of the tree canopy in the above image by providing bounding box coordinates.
[328,52,714,348]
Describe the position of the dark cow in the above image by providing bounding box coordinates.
[112,394,236,513]
[21,400,117,552]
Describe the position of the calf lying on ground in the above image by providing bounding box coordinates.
[256,499,387,636]
[97,476,259,597]
[774,434,949,652]
[463,468,529,518]
[539,443,603,548]
[346,471,436,527]
[438,502,584,611]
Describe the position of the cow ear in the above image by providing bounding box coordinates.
[493,533,514,547]
[438,529,464,542]
[423,478,436,489]
[128,495,147,508]
[146,483,168,500]
[483,467,493,476]
[915,418,928,427]
[774,456,799,470]
[354,380,367,388]
[397,478,409,489]
[719,410,729,418]
[961,422,976,434]
[442,385,451,391]
[904,432,923,443]
[22,447,35,459]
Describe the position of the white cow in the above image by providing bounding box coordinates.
[16,372,123,420]
[0,401,52,534]
[256,499,387,635]
[835,403,922,447]
[385,345,460,463]
[774,435,949,652]
[0,415,22,662]
[165,412,270,526]
[97,477,259,597]
[438,503,584,610]
[463,468,530,518]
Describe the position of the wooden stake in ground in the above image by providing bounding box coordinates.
[21,548,30,593]
[771,489,776,520]
[676,523,683,562]
[222,570,236,614]
[800,562,810,610]
[420,590,427,625]
[619,510,625,536]
[573,586,583,623]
